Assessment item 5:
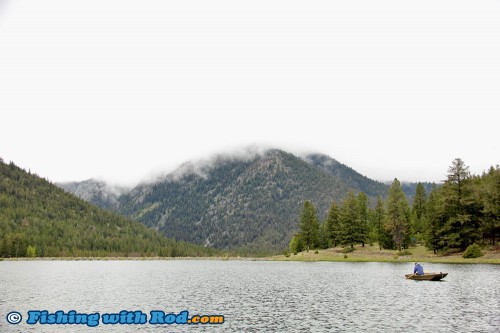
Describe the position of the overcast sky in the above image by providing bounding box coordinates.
[1,0,499,186]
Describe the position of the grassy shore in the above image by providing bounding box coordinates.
[1,245,499,264]
[272,244,500,264]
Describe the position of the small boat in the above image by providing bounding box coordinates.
[405,272,448,281]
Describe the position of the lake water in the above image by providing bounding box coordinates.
[0,260,498,332]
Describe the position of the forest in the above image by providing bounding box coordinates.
[115,150,373,253]
[0,159,219,258]
[289,159,499,255]
[2,155,498,258]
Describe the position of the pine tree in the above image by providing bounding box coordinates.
[480,166,500,245]
[446,158,469,211]
[1,236,12,257]
[424,185,445,254]
[412,183,427,219]
[411,183,427,237]
[339,192,360,248]
[357,192,369,247]
[441,158,481,250]
[298,200,319,251]
[385,179,410,252]
[373,195,390,250]
[317,222,329,249]
[325,202,340,247]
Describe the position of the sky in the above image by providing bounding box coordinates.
[0,0,499,186]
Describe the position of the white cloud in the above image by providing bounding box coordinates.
[0,0,499,184]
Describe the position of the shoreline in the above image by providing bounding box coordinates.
[1,245,499,264]
[271,244,500,264]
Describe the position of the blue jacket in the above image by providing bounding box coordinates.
[414,264,424,275]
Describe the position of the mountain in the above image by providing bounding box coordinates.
[400,181,435,198]
[116,150,348,252]
[58,179,127,211]
[114,149,393,252]
[57,149,433,253]
[303,153,389,197]
[0,158,217,258]
[304,153,436,199]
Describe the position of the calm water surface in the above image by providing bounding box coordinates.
[0,260,498,332]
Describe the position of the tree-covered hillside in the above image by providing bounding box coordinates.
[290,159,499,255]
[0,158,217,258]
[116,150,387,253]
[56,148,438,254]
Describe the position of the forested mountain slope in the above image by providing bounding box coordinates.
[0,158,216,257]
[58,149,436,253]
[116,150,387,252]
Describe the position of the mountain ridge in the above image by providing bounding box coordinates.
[60,149,401,252]
[0,158,216,257]
[58,148,439,252]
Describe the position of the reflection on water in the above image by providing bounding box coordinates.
[0,260,499,332]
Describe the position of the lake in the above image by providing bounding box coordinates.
[0,260,498,332]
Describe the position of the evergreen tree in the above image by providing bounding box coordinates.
[1,235,12,257]
[298,200,319,250]
[325,202,341,247]
[479,166,500,245]
[445,158,470,212]
[411,183,427,238]
[357,192,369,247]
[339,192,360,248]
[441,158,481,250]
[412,183,427,219]
[317,222,330,249]
[424,185,445,254]
[372,195,393,250]
[385,179,410,252]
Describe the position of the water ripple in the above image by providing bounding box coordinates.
[0,261,498,332]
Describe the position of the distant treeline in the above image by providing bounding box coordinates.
[0,159,219,258]
[290,159,499,254]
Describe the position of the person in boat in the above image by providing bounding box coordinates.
[414,262,424,275]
